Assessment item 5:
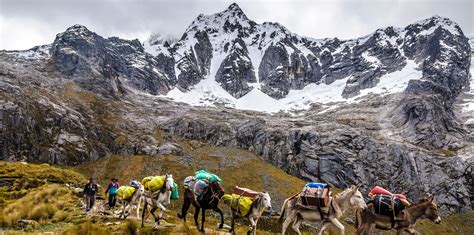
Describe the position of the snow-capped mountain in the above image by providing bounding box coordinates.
[11,3,469,113]
[1,3,473,215]
[1,3,471,148]
[139,3,469,112]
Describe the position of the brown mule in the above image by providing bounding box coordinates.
[177,180,225,232]
[356,195,442,235]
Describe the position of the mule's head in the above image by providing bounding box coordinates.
[259,192,272,212]
[136,181,145,193]
[211,181,225,198]
[165,174,174,191]
[422,195,441,224]
[349,183,367,209]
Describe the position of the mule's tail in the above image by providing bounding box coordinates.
[278,198,290,223]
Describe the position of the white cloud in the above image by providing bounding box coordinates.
[0,0,472,50]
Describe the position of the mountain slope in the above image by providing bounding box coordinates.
[0,2,472,218]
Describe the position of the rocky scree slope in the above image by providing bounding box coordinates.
[0,3,472,215]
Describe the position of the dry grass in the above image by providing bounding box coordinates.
[0,184,79,228]
[0,161,87,230]
[0,161,86,206]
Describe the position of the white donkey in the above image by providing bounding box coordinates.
[224,192,273,235]
[279,184,367,235]
[141,174,174,228]
[119,181,145,220]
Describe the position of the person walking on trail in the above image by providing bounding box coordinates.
[106,178,120,209]
[84,177,99,212]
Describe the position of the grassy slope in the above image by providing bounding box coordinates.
[1,140,473,234]
[0,162,88,231]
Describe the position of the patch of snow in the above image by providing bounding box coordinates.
[162,59,422,113]
[361,51,380,67]
[358,60,421,96]
[460,43,474,124]
[6,44,51,59]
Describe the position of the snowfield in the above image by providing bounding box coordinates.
[161,59,422,113]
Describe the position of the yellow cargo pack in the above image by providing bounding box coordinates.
[116,186,136,200]
[142,176,166,191]
[222,194,254,216]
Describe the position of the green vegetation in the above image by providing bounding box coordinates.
[1,140,473,234]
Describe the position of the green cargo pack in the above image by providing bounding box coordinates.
[195,170,222,184]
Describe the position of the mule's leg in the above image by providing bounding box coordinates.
[281,211,295,235]
[318,222,331,235]
[230,212,236,233]
[213,206,224,229]
[329,217,345,235]
[193,206,201,229]
[291,217,302,235]
[141,201,148,228]
[247,216,260,235]
[200,208,206,232]
[253,216,260,235]
[398,228,419,235]
[135,197,142,220]
[119,201,125,219]
[149,207,160,226]
[178,197,191,221]
[156,202,166,224]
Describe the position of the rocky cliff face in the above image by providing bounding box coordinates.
[0,3,472,215]
[51,25,176,96]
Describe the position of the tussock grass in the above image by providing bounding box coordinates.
[0,184,79,228]
[0,161,86,230]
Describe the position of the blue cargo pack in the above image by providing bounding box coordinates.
[305,182,327,189]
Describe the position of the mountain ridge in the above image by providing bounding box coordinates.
[0,3,472,216]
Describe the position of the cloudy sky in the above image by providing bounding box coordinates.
[0,0,472,50]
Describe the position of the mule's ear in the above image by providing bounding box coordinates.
[356,183,362,189]
[428,195,435,202]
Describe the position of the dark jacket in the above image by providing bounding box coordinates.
[84,183,99,196]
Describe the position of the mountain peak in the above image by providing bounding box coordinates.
[408,15,462,36]
[217,2,249,22]
[65,24,92,34]
[185,3,253,34]
[225,2,244,14]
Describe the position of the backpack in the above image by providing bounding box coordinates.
[109,186,118,195]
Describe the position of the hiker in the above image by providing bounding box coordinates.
[105,178,120,209]
[84,177,99,212]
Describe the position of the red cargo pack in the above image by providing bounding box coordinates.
[233,186,259,199]
[369,186,407,201]
[393,194,407,200]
